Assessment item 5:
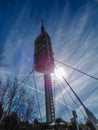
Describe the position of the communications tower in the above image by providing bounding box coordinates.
[34,19,55,123]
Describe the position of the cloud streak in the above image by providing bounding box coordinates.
[0,0,98,122]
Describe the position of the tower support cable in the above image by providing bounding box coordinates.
[61,74,98,130]
[62,75,86,109]
[55,59,98,80]
[17,71,32,85]
[33,71,42,122]
[55,75,72,118]
[55,65,86,117]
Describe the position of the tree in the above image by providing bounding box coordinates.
[6,77,19,115]
[23,94,37,122]
[2,112,20,130]
[13,87,26,112]
[0,47,4,66]
[0,103,3,121]
[14,87,27,121]
[0,77,38,123]
[0,79,9,105]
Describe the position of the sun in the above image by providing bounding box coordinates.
[54,66,68,80]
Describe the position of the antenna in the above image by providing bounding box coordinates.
[41,17,45,33]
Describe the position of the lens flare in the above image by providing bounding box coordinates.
[54,67,68,80]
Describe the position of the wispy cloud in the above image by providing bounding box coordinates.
[50,1,98,120]
[1,0,98,121]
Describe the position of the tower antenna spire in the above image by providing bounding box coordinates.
[41,18,45,33]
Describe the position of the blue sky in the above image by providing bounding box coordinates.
[0,0,98,122]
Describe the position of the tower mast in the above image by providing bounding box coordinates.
[34,19,55,122]
[44,74,55,122]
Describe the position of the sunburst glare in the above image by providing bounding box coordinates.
[54,66,68,80]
